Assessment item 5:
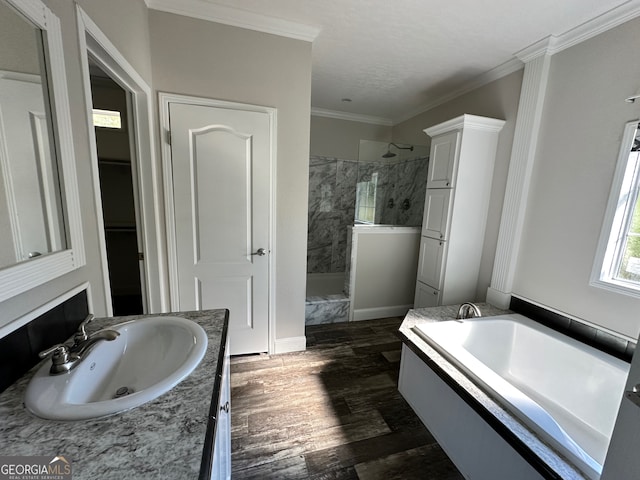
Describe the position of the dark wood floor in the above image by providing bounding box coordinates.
[230,317,464,479]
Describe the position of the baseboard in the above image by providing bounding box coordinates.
[486,287,511,310]
[273,335,306,354]
[352,305,413,321]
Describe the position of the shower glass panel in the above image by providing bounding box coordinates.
[356,140,429,226]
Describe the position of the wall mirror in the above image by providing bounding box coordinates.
[0,0,84,307]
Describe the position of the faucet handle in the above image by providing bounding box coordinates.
[74,314,95,343]
[39,343,71,362]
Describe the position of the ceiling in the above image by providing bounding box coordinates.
[150,0,638,124]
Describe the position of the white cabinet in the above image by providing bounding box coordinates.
[422,189,451,240]
[415,115,505,308]
[426,131,459,188]
[211,335,231,480]
[416,236,445,288]
[414,282,441,308]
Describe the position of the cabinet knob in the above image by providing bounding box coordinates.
[433,291,438,295]
[446,182,450,186]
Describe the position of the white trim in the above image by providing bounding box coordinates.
[273,336,306,354]
[424,114,506,137]
[486,287,511,310]
[487,48,553,305]
[159,93,277,353]
[147,0,320,42]
[76,6,169,314]
[352,305,413,321]
[590,120,640,300]
[0,90,23,262]
[0,0,85,305]
[0,282,93,339]
[311,107,394,127]
[394,58,524,125]
[516,1,640,61]
[393,1,640,126]
[0,70,41,84]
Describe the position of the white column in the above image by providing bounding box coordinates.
[486,38,555,308]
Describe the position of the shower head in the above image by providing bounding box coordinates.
[382,142,414,159]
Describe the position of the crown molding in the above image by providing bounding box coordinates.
[146,0,320,42]
[393,57,524,126]
[424,114,506,137]
[395,1,640,125]
[517,0,640,60]
[311,108,394,126]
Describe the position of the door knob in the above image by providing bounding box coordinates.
[251,248,267,256]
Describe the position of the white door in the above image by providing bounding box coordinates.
[168,101,271,355]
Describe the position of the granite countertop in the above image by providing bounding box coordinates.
[398,304,587,480]
[0,309,228,479]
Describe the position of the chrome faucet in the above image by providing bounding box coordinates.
[38,314,120,375]
[456,302,482,319]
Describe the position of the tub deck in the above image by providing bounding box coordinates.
[399,305,592,480]
[413,314,628,478]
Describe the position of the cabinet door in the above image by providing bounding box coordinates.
[422,189,451,240]
[416,236,445,289]
[427,131,459,189]
[414,281,440,308]
[212,338,231,480]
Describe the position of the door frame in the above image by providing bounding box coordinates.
[77,7,169,315]
[159,93,277,353]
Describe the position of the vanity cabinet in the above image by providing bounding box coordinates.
[211,335,231,480]
[414,115,505,307]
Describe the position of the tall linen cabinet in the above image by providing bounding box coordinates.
[414,115,505,307]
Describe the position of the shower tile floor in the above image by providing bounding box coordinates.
[230,317,464,479]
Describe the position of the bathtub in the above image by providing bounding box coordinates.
[413,314,629,480]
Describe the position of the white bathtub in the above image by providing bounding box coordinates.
[413,314,629,480]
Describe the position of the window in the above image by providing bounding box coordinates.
[92,108,122,129]
[355,172,378,223]
[592,121,640,296]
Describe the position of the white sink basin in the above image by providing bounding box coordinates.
[25,316,208,421]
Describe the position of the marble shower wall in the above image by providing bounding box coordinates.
[355,155,429,227]
[307,156,358,274]
[307,154,429,274]
[381,155,429,226]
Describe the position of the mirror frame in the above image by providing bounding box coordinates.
[0,0,84,303]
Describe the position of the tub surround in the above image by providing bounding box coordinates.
[399,305,587,480]
[0,309,229,479]
[510,296,636,362]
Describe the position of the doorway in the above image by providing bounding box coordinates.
[160,94,276,355]
[89,62,146,316]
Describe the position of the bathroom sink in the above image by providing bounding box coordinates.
[24,316,208,421]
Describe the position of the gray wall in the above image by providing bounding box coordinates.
[393,69,524,301]
[149,11,312,341]
[513,17,640,339]
[310,115,391,159]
